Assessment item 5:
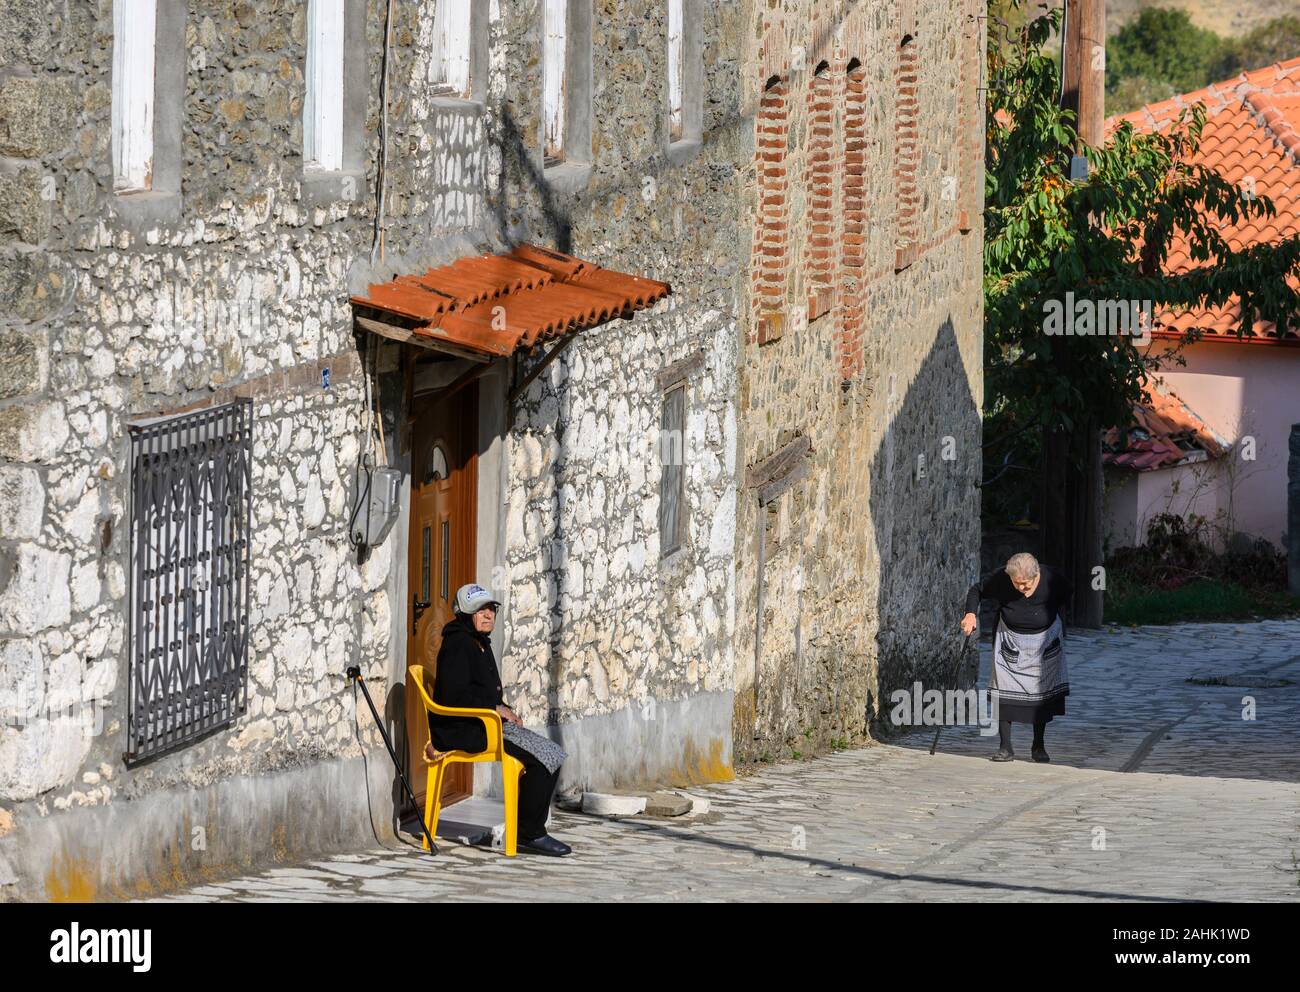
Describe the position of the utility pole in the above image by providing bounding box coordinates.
[1052,0,1106,628]
[1062,0,1106,148]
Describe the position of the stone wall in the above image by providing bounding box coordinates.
[0,0,449,898]
[0,0,750,897]
[732,0,985,763]
[0,0,985,897]
[477,0,745,788]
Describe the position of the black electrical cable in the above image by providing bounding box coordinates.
[346,457,373,549]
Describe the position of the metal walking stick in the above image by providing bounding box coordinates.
[346,666,438,855]
[930,632,976,756]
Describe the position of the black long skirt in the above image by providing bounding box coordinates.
[998,695,1066,725]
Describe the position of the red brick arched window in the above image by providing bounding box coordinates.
[805,61,835,321]
[839,58,868,378]
[894,34,920,271]
[754,74,789,344]
[957,1,980,233]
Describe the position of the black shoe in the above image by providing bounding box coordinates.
[1031,745,1050,763]
[989,748,1015,762]
[519,834,571,857]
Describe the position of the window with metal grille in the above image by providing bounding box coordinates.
[659,384,687,557]
[127,400,253,762]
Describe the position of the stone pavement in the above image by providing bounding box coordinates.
[145,621,1300,902]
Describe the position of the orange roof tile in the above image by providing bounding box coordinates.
[350,244,671,359]
[1107,57,1300,342]
[1103,377,1229,472]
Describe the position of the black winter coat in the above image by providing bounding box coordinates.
[427,615,504,754]
[965,564,1073,634]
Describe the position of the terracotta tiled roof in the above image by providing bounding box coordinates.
[1107,57,1300,341]
[1103,377,1229,472]
[350,243,671,359]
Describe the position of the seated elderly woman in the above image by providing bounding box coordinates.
[961,553,1072,763]
[425,583,571,857]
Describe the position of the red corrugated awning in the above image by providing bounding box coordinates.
[350,243,671,360]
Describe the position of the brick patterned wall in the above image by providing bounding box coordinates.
[804,65,836,321]
[753,76,789,345]
[735,1,985,765]
[839,60,868,380]
[893,34,921,271]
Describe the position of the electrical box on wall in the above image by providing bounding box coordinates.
[351,462,402,549]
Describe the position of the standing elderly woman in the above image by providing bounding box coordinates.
[425,583,571,856]
[961,553,1071,763]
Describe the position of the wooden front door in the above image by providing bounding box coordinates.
[406,378,479,810]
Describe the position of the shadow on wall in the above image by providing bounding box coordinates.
[491,108,572,253]
[868,316,981,726]
[424,105,488,237]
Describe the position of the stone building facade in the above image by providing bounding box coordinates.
[732,0,985,762]
[0,0,983,901]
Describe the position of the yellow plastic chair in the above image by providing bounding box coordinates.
[407,664,525,857]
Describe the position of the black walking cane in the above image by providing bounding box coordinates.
[930,632,976,755]
[346,666,438,855]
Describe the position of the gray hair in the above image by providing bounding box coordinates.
[1005,552,1040,581]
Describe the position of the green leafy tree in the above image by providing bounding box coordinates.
[983,2,1300,620]
[1214,16,1300,80]
[1106,7,1225,100]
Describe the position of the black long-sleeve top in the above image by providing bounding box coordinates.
[965,565,1072,634]
[427,615,504,753]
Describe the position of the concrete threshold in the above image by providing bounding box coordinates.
[402,797,504,848]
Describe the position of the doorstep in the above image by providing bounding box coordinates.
[400,796,501,847]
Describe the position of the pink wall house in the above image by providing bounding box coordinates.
[1104,58,1300,551]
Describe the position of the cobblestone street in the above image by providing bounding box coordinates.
[147,621,1300,902]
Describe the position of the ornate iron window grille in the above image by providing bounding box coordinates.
[126,400,253,762]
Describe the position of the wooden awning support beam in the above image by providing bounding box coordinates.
[508,333,578,407]
[355,315,491,364]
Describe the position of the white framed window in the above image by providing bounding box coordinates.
[304,0,345,172]
[432,0,473,97]
[541,0,592,179]
[543,0,568,164]
[668,0,684,141]
[112,0,158,192]
[666,0,703,156]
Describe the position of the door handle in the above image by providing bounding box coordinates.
[412,597,431,636]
